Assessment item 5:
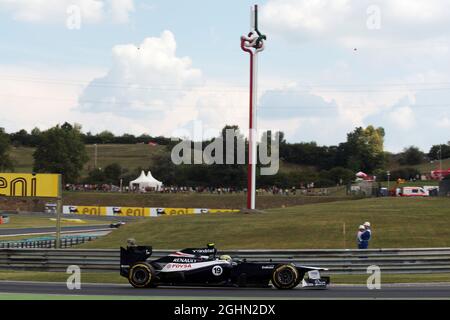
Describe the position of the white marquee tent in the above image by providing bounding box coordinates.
[129,170,163,191]
[146,171,163,190]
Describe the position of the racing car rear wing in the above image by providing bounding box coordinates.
[177,247,217,259]
[120,246,153,266]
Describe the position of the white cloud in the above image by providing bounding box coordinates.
[108,0,134,23]
[261,0,352,39]
[258,0,450,150]
[388,0,448,23]
[261,0,450,48]
[79,30,202,116]
[0,31,251,139]
[0,64,173,138]
[437,117,450,128]
[78,31,250,138]
[0,64,105,132]
[388,106,416,130]
[313,86,414,127]
[0,0,134,24]
[2,0,449,154]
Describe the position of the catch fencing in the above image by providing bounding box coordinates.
[1,248,450,275]
[0,236,98,249]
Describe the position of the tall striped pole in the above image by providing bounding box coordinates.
[241,4,266,210]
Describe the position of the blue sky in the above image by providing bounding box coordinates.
[1,0,450,153]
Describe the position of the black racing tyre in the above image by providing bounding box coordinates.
[271,264,299,290]
[128,262,156,288]
[293,270,305,288]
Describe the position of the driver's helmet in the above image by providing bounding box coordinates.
[127,238,137,247]
[219,255,232,262]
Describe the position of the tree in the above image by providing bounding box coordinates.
[115,134,136,144]
[151,151,179,185]
[8,128,42,147]
[84,163,124,184]
[344,126,386,173]
[398,146,425,165]
[0,128,14,171]
[211,125,246,188]
[85,168,106,184]
[33,123,88,183]
[30,127,42,146]
[10,129,30,146]
[322,167,355,185]
[97,131,115,144]
[104,163,123,183]
[387,168,421,181]
[429,144,450,160]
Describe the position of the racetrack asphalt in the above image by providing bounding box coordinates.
[0,225,112,237]
[0,281,449,299]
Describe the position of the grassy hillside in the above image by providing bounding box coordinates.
[62,191,349,209]
[81,197,450,250]
[9,147,34,172]
[8,144,166,175]
[9,144,448,182]
[9,144,308,177]
[388,158,450,173]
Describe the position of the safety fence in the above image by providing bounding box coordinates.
[1,248,450,275]
[0,236,98,249]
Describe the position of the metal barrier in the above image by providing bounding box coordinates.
[0,236,98,249]
[0,248,450,274]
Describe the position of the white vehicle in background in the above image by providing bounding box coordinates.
[400,187,427,197]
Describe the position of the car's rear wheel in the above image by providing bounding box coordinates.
[128,262,156,288]
[271,264,299,290]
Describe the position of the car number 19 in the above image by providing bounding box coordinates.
[212,265,223,276]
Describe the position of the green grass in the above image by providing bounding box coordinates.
[8,144,166,176]
[388,158,450,173]
[84,144,166,174]
[0,294,240,300]
[0,271,448,286]
[0,270,127,283]
[0,234,56,241]
[378,180,439,188]
[80,197,450,250]
[0,294,155,300]
[9,144,309,177]
[63,191,349,209]
[8,146,34,172]
[329,273,450,284]
[0,215,107,229]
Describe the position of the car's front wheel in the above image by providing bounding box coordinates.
[128,262,156,288]
[271,264,300,290]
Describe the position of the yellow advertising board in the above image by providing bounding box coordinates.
[63,206,241,217]
[159,208,196,215]
[107,207,150,217]
[0,173,60,198]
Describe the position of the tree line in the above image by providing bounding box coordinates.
[1,123,447,187]
[6,127,172,147]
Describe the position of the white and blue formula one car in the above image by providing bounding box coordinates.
[120,243,330,290]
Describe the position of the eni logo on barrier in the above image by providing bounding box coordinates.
[0,173,60,198]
